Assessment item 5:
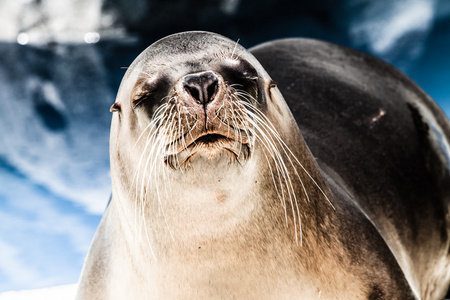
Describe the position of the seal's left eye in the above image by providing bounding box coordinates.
[237,60,259,81]
[221,59,258,82]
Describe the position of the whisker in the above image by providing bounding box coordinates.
[238,97,334,244]
[230,38,241,60]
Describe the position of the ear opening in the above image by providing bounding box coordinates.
[265,80,286,118]
[110,102,122,113]
[262,80,278,104]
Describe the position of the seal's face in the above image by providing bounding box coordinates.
[110,31,314,240]
[112,32,275,172]
[109,31,330,246]
[135,59,259,169]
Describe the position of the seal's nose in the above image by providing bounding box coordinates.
[183,71,219,105]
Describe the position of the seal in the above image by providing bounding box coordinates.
[76,32,450,300]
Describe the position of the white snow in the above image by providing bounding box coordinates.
[0,284,77,300]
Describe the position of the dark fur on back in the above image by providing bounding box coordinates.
[251,38,450,299]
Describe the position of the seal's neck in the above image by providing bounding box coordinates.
[111,130,335,255]
[109,105,337,251]
[102,160,342,299]
[81,128,348,299]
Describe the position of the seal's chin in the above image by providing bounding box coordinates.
[164,133,250,169]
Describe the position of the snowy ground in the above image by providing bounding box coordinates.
[0,285,77,300]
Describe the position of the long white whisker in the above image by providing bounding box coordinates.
[243,111,300,243]
[230,38,240,60]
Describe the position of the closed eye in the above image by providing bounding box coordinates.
[131,74,170,109]
[132,91,151,108]
[221,59,258,83]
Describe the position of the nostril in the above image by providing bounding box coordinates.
[207,82,217,101]
[183,71,219,105]
[187,86,200,102]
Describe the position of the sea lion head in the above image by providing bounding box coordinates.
[109,31,314,242]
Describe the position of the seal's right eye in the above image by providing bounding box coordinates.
[131,78,156,109]
[131,75,172,109]
[131,91,151,109]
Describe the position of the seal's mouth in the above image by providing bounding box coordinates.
[164,131,250,169]
[159,69,255,169]
[194,133,231,145]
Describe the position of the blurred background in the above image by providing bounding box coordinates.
[0,0,449,292]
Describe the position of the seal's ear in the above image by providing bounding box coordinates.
[266,80,279,103]
[264,80,288,119]
[110,102,121,113]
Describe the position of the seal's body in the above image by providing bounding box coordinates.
[251,39,450,300]
[76,32,450,300]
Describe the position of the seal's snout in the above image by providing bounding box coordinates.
[183,71,219,105]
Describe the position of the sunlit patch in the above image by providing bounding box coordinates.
[17,33,29,45]
[84,32,100,44]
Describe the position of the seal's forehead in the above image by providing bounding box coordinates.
[132,31,247,70]
[152,31,237,55]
